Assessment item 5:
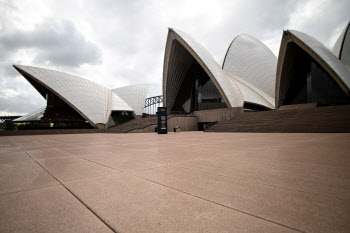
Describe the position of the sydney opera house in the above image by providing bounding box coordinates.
[164,23,350,111]
[13,65,149,129]
[11,20,350,132]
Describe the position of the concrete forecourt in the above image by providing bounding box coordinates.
[0,132,349,233]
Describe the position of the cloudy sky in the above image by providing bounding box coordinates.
[0,0,349,115]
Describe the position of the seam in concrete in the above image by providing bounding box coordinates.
[61,170,121,183]
[131,165,170,172]
[69,152,305,233]
[14,136,349,232]
[18,145,119,233]
[169,163,350,202]
[108,151,349,202]
[73,156,124,172]
[0,184,61,196]
[75,155,168,174]
[132,174,306,233]
[75,148,350,201]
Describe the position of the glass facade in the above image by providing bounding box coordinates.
[111,111,134,125]
[243,103,269,112]
[283,44,350,106]
[171,60,227,113]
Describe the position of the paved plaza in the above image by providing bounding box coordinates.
[0,132,349,233]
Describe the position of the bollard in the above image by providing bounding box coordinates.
[174,126,180,132]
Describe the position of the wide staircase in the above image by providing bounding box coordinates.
[206,105,350,133]
[108,117,157,133]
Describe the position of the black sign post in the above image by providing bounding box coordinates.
[157,107,167,134]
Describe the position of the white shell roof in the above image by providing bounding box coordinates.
[14,65,112,125]
[289,30,350,91]
[14,107,45,122]
[222,34,277,99]
[112,84,149,115]
[111,92,133,112]
[163,29,278,110]
[14,65,153,127]
[224,71,274,109]
[332,22,348,58]
[331,21,350,70]
[164,28,244,109]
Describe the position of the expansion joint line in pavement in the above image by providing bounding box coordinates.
[75,148,345,202]
[170,164,347,201]
[18,145,119,233]
[131,174,306,233]
[73,154,306,233]
[68,144,344,202]
[0,184,60,196]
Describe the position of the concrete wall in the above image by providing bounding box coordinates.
[132,125,157,133]
[95,123,107,129]
[194,107,243,122]
[279,103,317,110]
[167,116,198,132]
[207,105,350,133]
[131,108,245,133]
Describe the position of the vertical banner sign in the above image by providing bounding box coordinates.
[157,107,167,134]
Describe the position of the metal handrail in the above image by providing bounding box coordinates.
[120,112,198,133]
[168,111,195,117]
[121,118,158,133]
[123,113,194,133]
[204,112,237,131]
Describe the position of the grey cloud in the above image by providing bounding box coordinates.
[286,0,350,48]
[0,91,45,115]
[0,75,46,115]
[0,20,102,67]
[0,15,103,115]
[191,0,304,58]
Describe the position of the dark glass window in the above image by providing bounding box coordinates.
[282,44,350,106]
[171,60,227,113]
[309,62,350,105]
[111,111,134,125]
[243,103,269,112]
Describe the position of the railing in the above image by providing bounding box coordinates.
[118,110,236,133]
[168,112,195,117]
[144,95,163,115]
[122,112,195,133]
[121,118,158,133]
[203,112,238,131]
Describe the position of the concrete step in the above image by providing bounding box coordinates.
[108,118,157,132]
[207,105,350,133]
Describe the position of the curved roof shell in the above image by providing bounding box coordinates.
[276,30,350,108]
[14,107,45,122]
[163,28,244,110]
[332,21,350,57]
[332,21,350,70]
[112,84,149,115]
[224,71,274,109]
[13,65,132,127]
[111,92,133,112]
[222,34,277,99]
